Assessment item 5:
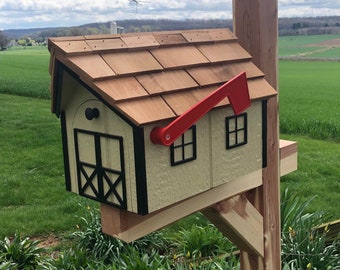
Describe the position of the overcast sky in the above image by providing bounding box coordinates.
[1,0,339,30]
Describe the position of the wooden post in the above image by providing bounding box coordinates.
[233,0,280,269]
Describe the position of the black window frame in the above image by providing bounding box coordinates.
[170,125,197,166]
[226,113,248,149]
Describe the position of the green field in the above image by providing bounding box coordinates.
[279,60,340,141]
[279,34,340,59]
[0,46,50,99]
[0,35,339,238]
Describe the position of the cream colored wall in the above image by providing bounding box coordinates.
[144,116,212,213]
[144,101,263,213]
[61,71,138,212]
[211,101,263,187]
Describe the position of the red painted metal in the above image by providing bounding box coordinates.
[150,72,251,146]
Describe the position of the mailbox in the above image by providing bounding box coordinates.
[49,29,276,215]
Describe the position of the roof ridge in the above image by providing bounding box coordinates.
[48,28,238,56]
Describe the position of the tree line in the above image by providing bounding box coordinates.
[1,16,340,49]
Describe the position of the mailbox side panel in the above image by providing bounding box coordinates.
[210,101,264,187]
[59,70,138,212]
[143,101,264,213]
[143,116,212,213]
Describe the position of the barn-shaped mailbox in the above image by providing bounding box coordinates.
[49,29,277,215]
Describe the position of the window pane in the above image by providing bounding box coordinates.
[237,130,245,144]
[184,144,193,158]
[170,126,196,166]
[229,132,236,146]
[237,117,245,128]
[229,119,236,131]
[173,147,183,163]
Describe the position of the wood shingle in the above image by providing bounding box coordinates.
[49,28,277,126]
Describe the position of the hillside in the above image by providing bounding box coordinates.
[3,16,340,40]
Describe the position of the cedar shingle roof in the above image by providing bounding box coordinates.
[49,29,277,126]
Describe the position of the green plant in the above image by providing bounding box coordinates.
[173,252,240,270]
[281,189,340,269]
[0,234,45,269]
[48,247,99,270]
[109,245,170,270]
[0,261,15,270]
[170,224,238,269]
[172,224,232,258]
[72,206,123,263]
[73,206,172,266]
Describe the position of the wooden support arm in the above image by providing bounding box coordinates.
[202,194,264,257]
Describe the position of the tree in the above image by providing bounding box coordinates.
[0,30,9,50]
[291,22,301,30]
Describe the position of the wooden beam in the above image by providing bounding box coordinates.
[101,170,262,242]
[233,0,280,269]
[202,194,264,257]
[280,140,298,176]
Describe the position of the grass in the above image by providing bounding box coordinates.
[0,94,95,238]
[0,46,50,99]
[280,134,340,219]
[0,41,339,239]
[279,34,340,58]
[279,60,340,142]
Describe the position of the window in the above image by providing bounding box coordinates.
[170,126,197,166]
[226,113,248,149]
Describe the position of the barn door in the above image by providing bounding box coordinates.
[74,128,127,209]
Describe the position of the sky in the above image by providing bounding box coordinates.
[0,0,339,30]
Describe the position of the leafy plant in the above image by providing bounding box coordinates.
[173,252,240,270]
[170,224,238,269]
[109,245,170,270]
[172,224,232,258]
[48,247,99,270]
[281,188,324,234]
[72,206,123,263]
[73,205,171,267]
[0,234,45,269]
[281,189,340,269]
[131,229,170,255]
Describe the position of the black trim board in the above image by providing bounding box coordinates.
[133,126,149,215]
[262,100,268,168]
[52,61,64,116]
[60,112,72,191]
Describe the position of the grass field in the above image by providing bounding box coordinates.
[279,60,340,142]
[0,94,94,238]
[279,34,340,58]
[0,46,50,99]
[0,35,339,238]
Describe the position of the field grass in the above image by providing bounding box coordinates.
[0,46,50,99]
[279,34,340,58]
[279,60,340,142]
[280,134,340,219]
[0,94,96,238]
[0,38,339,238]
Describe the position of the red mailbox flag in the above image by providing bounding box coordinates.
[150,72,251,146]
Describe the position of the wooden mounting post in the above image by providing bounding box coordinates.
[233,0,280,269]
